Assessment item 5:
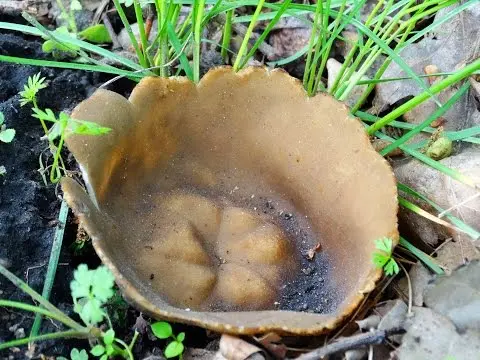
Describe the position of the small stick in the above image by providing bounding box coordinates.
[294,327,405,360]
[93,0,110,24]
[102,13,122,50]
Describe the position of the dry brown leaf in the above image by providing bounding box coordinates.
[219,335,264,360]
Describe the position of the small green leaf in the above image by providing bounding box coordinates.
[41,27,79,54]
[70,0,82,11]
[67,117,112,137]
[91,266,115,302]
[102,329,115,345]
[0,129,15,143]
[372,252,389,268]
[42,39,56,53]
[0,112,4,125]
[375,238,393,254]
[71,348,89,360]
[90,344,105,357]
[164,341,185,358]
[79,24,112,44]
[177,332,185,342]
[100,355,108,360]
[79,297,105,325]
[384,258,400,276]
[71,264,93,299]
[105,343,115,356]
[151,321,173,339]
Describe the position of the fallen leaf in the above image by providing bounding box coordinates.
[219,335,264,360]
[254,333,287,359]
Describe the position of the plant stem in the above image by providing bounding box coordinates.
[238,0,292,70]
[129,330,140,351]
[221,9,233,63]
[115,338,135,360]
[0,264,85,331]
[193,0,206,82]
[379,81,470,156]
[398,237,444,275]
[0,300,85,331]
[29,199,69,340]
[49,122,66,183]
[112,0,148,68]
[232,0,265,72]
[367,58,480,134]
[303,0,323,90]
[134,0,150,66]
[0,330,89,350]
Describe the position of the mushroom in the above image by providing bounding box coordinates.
[62,67,398,335]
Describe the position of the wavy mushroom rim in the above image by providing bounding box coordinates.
[63,65,399,335]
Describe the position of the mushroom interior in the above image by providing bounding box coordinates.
[63,67,398,333]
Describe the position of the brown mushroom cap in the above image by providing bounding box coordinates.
[62,66,398,335]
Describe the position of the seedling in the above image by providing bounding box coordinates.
[19,73,111,184]
[151,322,186,359]
[0,263,183,359]
[372,237,400,276]
[0,112,15,143]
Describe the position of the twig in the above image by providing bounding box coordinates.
[294,327,405,360]
[93,0,110,24]
[102,13,122,50]
[29,199,69,344]
[398,261,413,316]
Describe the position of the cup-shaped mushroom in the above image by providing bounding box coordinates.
[61,67,398,335]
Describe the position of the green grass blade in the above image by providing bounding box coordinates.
[367,58,480,134]
[0,55,144,78]
[398,237,444,275]
[357,111,480,146]
[221,9,233,63]
[0,329,88,350]
[0,21,146,72]
[238,0,292,70]
[398,196,467,233]
[379,81,470,156]
[403,0,478,46]
[193,0,206,82]
[233,0,266,71]
[346,15,441,107]
[398,183,480,240]
[267,44,309,67]
[0,264,84,331]
[166,22,193,80]
[29,200,69,340]
[375,130,476,187]
[111,0,148,68]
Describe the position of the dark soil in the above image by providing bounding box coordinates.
[0,31,100,355]
[0,31,213,359]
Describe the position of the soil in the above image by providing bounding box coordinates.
[0,31,129,358]
[0,31,216,359]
